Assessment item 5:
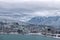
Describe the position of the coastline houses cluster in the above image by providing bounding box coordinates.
[0,21,60,36]
[0,21,29,34]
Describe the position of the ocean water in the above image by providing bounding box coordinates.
[0,34,59,40]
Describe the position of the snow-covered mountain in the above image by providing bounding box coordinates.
[28,16,60,27]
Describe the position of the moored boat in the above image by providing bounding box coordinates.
[51,34,60,39]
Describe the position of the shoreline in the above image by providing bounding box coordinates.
[0,32,60,39]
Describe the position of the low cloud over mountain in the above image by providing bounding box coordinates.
[0,1,60,22]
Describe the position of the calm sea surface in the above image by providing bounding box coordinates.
[0,34,59,40]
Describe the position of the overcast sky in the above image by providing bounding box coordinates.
[0,0,60,22]
[0,0,60,2]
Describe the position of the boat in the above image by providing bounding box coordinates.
[27,33,42,35]
[51,34,60,39]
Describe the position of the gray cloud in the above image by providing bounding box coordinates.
[0,1,60,22]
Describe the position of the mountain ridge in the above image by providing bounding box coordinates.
[28,16,60,27]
